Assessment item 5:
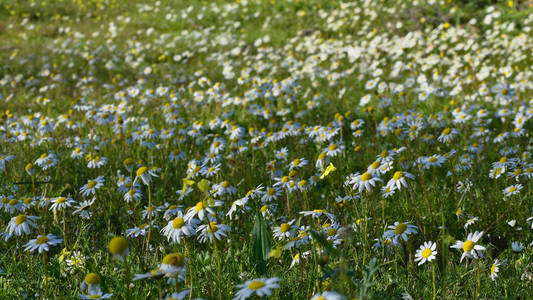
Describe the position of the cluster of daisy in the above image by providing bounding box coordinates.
[1,0,533,298]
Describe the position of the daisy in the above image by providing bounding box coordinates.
[315,153,329,171]
[311,291,346,300]
[80,273,113,299]
[163,204,184,220]
[227,198,250,220]
[324,143,344,157]
[73,198,95,219]
[184,200,221,221]
[262,187,281,202]
[70,147,85,159]
[272,220,297,240]
[300,209,336,221]
[450,231,486,262]
[126,224,149,238]
[6,215,39,236]
[384,222,418,244]
[161,213,199,244]
[23,234,63,253]
[464,216,478,229]
[437,127,458,143]
[386,171,414,191]
[80,176,105,197]
[414,241,437,265]
[124,187,142,203]
[197,221,231,243]
[348,172,382,193]
[87,156,107,169]
[160,252,187,277]
[49,196,76,211]
[165,290,190,300]
[108,236,129,260]
[512,241,524,253]
[289,158,308,170]
[134,166,159,185]
[233,277,280,300]
[490,259,502,281]
[503,184,522,197]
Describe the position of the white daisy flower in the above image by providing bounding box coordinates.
[450,231,486,262]
[414,241,437,265]
[384,222,418,244]
[161,213,199,244]
[233,277,280,300]
[80,176,105,197]
[23,234,63,253]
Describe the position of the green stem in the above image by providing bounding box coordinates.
[432,262,436,300]
[212,236,222,299]
[145,184,152,262]
[62,209,67,249]
[125,258,131,300]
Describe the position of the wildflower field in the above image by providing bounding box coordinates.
[1,0,533,299]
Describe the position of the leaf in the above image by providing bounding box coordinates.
[182,178,195,194]
[250,213,271,275]
[320,163,337,179]
[268,244,283,259]
[197,179,211,193]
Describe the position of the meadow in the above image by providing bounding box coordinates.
[1,0,533,299]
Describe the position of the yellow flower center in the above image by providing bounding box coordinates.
[429,157,437,163]
[35,235,49,244]
[221,181,230,188]
[392,171,403,181]
[500,156,507,164]
[248,280,265,290]
[394,223,407,234]
[8,199,18,206]
[442,128,451,136]
[15,215,27,225]
[318,153,326,160]
[329,144,337,151]
[136,166,148,176]
[372,161,380,169]
[195,201,204,212]
[56,197,66,204]
[172,217,185,229]
[421,248,432,258]
[207,222,218,233]
[281,176,289,183]
[462,240,475,252]
[109,237,128,255]
[491,264,496,275]
[162,253,185,267]
[327,228,337,236]
[508,187,517,193]
[84,273,101,285]
[260,205,268,213]
[360,172,372,181]
[87,180,97,189]
[280,223,291,233]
